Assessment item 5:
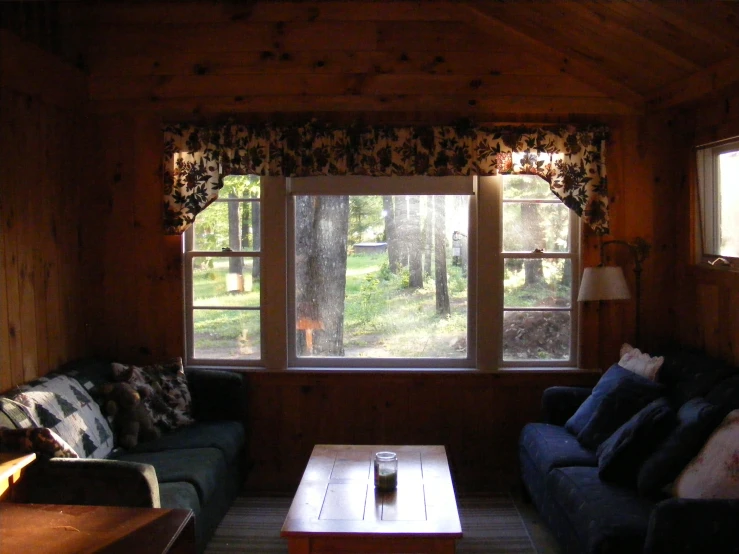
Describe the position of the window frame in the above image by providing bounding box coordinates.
[485,175,580,369]
[696,137,739,267]
[183,175,581,371]
[183,187,263,367]
[286,176,477,369]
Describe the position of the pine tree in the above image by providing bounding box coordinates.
[55,394,78,417]
[34,404,62,428]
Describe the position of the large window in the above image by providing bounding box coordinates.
[185,175,262,362]
[697,138,739,263]
[288,177,473,368]
[184,174,579,369]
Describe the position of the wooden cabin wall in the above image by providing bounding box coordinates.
[672,84,739,366]
[0,31,91,392]
[71,3,680,491]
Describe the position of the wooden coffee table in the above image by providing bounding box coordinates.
[281,444,462,554]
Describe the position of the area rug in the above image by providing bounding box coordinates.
[205,495,537,553]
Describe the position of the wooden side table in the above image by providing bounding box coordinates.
[0,503,195,554]
[0,452,36,500]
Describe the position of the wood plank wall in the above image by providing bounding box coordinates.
[62,3,673,490]
[0,30,91,391]
[9,0,737,491]
[673,84,739,366]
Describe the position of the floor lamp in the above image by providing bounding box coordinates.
[577,237,650,345]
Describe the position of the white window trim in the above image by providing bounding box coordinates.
[696,137,739,268]
[287,176,477,369]
[483,175,580,369]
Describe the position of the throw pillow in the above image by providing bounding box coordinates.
[10,375,115,458]
[637,397,724,497]
[618,343,664,381]
[565,364,636,437]
[0,427,79,460]
[576,372,664,450]
[0,397,38,429]
[673,409,739,499]
[596,397,676,487]
[112,359,195,432]
[565,364,664,446]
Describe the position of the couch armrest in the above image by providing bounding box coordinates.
[541,386,592,425]
[185,368,246,422]
[645,498,739,554]
[18,458,160,508]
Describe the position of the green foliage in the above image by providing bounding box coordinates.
[348,196,384,245]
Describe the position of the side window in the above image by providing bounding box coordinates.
[184,175,262,363]
[500,175,578,366]
[697,139,739,264]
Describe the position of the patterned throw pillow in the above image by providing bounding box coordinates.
[112,359,195,432]
[0,427,79,460]
[9,375,115,459]
[674,409,739,499]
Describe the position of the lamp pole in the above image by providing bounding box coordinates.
[599,237,650,344]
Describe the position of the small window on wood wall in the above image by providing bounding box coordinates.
[184,175,262,363]
[696,139,739,267]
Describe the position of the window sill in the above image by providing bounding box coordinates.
[186,364,596,375]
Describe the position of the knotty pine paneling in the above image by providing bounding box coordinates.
[670,85,739,366]
[242,369,600,494]
[0,33,91,391]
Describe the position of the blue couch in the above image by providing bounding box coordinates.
[519,348,739,554]
[0,359,247,553]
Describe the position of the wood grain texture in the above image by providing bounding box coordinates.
[244,370,600,493]
[0,35,90,391]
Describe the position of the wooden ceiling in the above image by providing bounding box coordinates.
[44,1,739,119]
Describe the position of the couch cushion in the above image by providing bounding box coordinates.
[546,466,654,554]
[159,481,202,516]
[120,421,244,466]
[520,423,597,476]
[596,397,676,487]
[565,364,663,440]
[114,447,227,505]
[657,348,735,406]
[674,409,739,499]
[9,375,114,459]
[576,372,664,450]
[638,397,724,498]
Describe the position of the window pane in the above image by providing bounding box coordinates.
[503,259,571,308]
[294,195,468,359]
[502,311,570,361]
[221,175,261,199]
[193,175,261,252]
[503,174,552,199]
[718,150,739,257]
[192,257,260,307]
[502,203,570,252]
[193,309,260,359]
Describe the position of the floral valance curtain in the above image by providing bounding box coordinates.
[163,121,609,235]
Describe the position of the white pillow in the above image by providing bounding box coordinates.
[673,409,739,499]
[618,343,663,381]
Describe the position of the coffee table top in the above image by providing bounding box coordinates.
[281,444,462,538]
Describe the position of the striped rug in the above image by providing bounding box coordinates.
[205,495,537,553]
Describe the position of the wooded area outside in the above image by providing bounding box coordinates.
[187,175,574,363]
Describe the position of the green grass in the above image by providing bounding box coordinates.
[192,253,469,358]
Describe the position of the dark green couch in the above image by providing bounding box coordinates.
[0,359,247,553]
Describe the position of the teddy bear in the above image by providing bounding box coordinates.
[98,382,161,449]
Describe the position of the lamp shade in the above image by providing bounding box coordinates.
[577,266,631,301]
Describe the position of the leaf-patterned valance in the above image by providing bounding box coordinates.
[163,121,609,235]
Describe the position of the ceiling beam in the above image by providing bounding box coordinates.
[648,55,739,110]
[459,1,644,113]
